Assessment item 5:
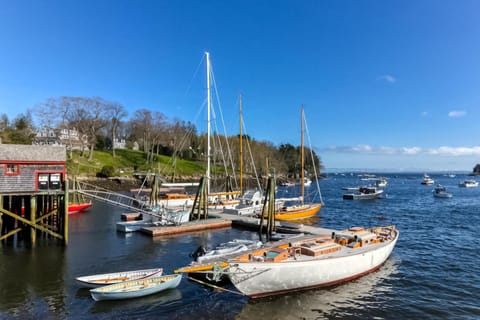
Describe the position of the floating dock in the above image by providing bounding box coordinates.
[140,217,231,237]
[136,209,334,238]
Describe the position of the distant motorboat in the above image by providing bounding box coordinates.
[458,180,479,188]
[295,177,312,187]
[373,178,388,188]
[343,186,384,200]
[433,185,452,198]
[421,174,435,185]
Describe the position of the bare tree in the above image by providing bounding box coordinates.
[106,102,127,157]
[129,109,153,154]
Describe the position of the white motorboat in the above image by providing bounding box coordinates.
[89,274,181,301]
[116,208,190,233]
[421,174,435,185]
[76,268,163,288]
[373,178,388,188]
[433,185,452,198]
[223,189,264,216]
[343,186,383,200]
[225,225,399,298]
[458,180,479,188]
[192,239,263,264]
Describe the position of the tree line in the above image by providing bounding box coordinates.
[0,96,324,180]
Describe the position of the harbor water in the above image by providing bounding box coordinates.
[1,173,480,319]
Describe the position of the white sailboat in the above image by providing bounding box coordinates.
[226,225,399,298]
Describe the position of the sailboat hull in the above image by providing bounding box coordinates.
[227,228,398,298]
[274,203,322,221]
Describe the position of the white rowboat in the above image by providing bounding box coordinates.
[90,274,182,301]
[76,268,163,288]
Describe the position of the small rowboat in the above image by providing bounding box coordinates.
[75,268,163,288]
[90,274,182,301]
[68,202,93,214]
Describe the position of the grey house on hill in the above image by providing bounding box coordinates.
[0,144,66,194]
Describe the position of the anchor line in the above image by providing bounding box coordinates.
[186,276,245,296]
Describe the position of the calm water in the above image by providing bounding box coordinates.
[1,173,480,319]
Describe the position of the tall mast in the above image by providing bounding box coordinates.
[239,95,243,195]
[206,52,211,195]
[301,105,305,205]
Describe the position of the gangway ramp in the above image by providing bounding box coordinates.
[71,180,163,218]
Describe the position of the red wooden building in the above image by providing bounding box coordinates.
[0,144,69,246]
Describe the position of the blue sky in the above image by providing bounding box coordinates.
[1,1,480,172]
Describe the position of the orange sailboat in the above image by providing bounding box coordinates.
[275,106,323,221]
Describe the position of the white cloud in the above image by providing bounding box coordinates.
[448,110,466,118]
[378,75,397,83]
[323,144,480,156]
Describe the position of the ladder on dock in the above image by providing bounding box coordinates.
[70,180,163,218]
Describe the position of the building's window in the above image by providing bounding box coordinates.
[5,164,20,176]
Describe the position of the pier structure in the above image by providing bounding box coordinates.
[0,144,68,246]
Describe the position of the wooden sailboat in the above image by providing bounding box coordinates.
[225,225,399,298]
[275,106,323,221]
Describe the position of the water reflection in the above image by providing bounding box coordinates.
[0,245,67,316]
[89,288,182,315]
[235,258,399,319]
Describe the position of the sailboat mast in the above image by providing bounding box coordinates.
[239,95,243,195]
[206,52,211,195]
[301,105,305,205]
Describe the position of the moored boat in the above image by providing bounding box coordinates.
[75,268,163,288]
[273,107,323,221]
[274,203,322,220]
[68,202,93,214]
[89,274,182,301]
[223,189,264,216]
[343,186,383,200]
[192,239,263,264]
[421,174,435,185]
[459,180,479,188]
[225,225,398,298]
[433,185,452,198]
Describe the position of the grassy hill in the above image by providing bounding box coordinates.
[67,149,207,180]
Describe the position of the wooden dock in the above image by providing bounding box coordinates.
[140,218,231,237]
[138,209,336,238]
[210,211,336,236]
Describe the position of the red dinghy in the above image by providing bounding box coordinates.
[68,202,93,214]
